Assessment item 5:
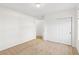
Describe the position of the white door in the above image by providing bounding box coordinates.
[57,18,71,45]
[44,17,72,45]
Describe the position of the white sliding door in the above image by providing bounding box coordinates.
[44,17,72,45]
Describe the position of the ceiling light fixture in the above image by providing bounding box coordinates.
[36,3,41,8]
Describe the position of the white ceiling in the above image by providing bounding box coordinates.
[0,3,78,18]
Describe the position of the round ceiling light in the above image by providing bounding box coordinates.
[36,3,41,8]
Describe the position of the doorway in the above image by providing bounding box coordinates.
[36,20,44,40]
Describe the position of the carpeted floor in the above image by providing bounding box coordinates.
[0,39,78,55]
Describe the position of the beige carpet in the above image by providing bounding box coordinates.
[0,39,78,55]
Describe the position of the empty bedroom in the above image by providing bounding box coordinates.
[0,3,79,55]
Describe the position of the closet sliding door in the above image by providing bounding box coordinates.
[44,17,72,45]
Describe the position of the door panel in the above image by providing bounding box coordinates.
[44,17,71,45]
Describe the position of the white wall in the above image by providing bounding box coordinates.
[76,7,79,53]
[0,7,36,51]
[44,9,77,47]
[77,19,79,52]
